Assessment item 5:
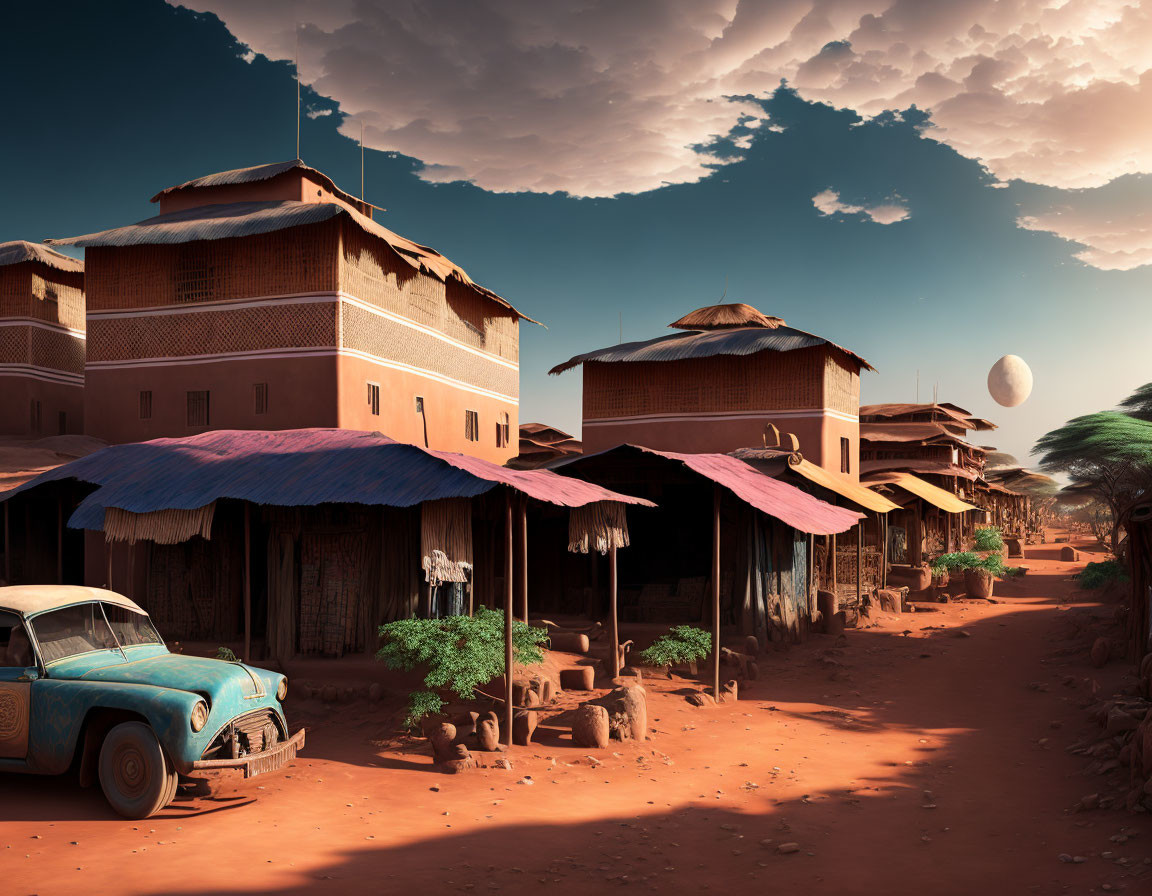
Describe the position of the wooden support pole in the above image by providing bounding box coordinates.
[856,524,862,604]
[831,533,838,609]
[503,493,514,747]
[609,542,619,679]
[106,539,112,591]
[3,501,9,584]
[517,498,528,623]
[712,486,721,702]
[243,503,252,662]
[880,514,888,589]
[808,532,816,617]
[56,496,63,585]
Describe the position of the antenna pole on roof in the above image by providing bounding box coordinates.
[720,274,727,302]
[360,120,365,202]
[916,369,920,403]
[295,24,301,161]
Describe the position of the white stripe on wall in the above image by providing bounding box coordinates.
[0,319,86,339]
[585,407,859,426]
[86,348,519,405]
[0,364,84,385]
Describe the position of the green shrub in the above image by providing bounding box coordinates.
[377,607,548,728]
[973,527,1005,552]
[638,625,712,668]
[1076,560,1129,590]
[216,646,238,662]
[931,552,1008,577]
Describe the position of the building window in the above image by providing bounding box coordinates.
[415,396,424,414]
[187,390,210,428]
[496,412,510,448]
[175,248,221,304]
[253,382,269,415]
[465,409,479,442]
[840,437,851,474]
[139,390,153,420]
[367,382,380,416]
[29,400,41,434]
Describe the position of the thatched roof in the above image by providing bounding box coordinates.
[669,303,786,331]
[0,240,84,274]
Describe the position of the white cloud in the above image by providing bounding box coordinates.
[813,189,909,224]
[179,0,1152,266]
[1018,202,1152,271]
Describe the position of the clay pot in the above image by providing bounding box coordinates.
[964,567,994,599]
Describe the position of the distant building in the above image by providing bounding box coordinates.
[0,241,85,436]
[858,402,997,499]
[51,160,535,463]
[509,422,582,469]
[550,302,873,480]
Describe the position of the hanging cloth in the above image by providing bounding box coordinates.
[568,501,630,555]
[421,498,473,586]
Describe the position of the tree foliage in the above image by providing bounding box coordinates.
[377,607,548,727]
[931,552,1007,576]
[973,526,1004,552]
[1033,412,1152,549]
[638,625,712,668]
[1118,382,1152,422]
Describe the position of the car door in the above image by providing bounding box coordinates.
[0,610,32,759]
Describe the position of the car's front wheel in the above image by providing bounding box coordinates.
[98,722,177,819]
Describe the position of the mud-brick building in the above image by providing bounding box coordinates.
[50,160,535,463]
[0,242,85,436]
[550,303,873,481]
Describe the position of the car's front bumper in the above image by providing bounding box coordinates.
[188,728,306,779]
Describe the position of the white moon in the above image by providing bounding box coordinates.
[987,355,1033,407]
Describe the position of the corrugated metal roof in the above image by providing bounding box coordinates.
[862,472,980,514]
[788,459,901,514]
[558,444,862,535]
[860,458,979,480]
[732,448,900,513]
[47,201,541,326]
[860,421,976,446]
[0,240,84,273]
[859,403,997,431]
[4,430,651,533]
[549,324,873,375]
[149,159,375,210]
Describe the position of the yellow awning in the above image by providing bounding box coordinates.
[790,459,901,514]
[863,471,980,514]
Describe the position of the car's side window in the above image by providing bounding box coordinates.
[0,610,32,673]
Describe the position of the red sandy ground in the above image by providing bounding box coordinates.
[3,531,1149,895]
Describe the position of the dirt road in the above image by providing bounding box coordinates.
[3,535,1148,895]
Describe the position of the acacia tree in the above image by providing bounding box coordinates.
[1034,412,1152,551]
[1118,383,1152,422]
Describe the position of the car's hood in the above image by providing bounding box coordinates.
[49,648,273,704]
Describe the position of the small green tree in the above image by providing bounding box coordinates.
[377,607,547,727]
[931,552,1007,577]
[1076,560,1129,590]
[1034,412,1152,551]
[638,625,712,668]
[973,527,1004,552]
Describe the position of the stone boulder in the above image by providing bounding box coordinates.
[1060,545,1080,562]
[476,714,501,751]
[512,709,537,746]
[572,703,610,749]
[429,722,457,761]
[596,684,648,741]
[550,632,590,654]
[719,679,739,704]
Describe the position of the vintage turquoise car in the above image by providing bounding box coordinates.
[0,585,304,818]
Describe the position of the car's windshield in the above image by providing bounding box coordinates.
[31,602,161,663]
[102,603,163,648]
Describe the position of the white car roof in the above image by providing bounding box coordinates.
[0,586,146,617]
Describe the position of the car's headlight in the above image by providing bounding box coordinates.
[190,700,209,732]
[277,678,288,702]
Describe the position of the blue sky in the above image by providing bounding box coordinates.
[2,0,1150,467]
